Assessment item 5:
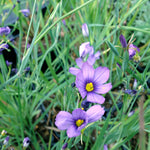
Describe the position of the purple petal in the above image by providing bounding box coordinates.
[86,105,105,123]
[77,87,87,98]
[72,108,87,120]
[87,55,96,65]
[62,19,66,26]
[67,125,81,138]
[131,44,140,52]
[69,67,80,75]
[87,92,105,104]
[104,144,108,150]
[55,111,73,130]
[23,137,30,148]
[79,42,94,58]
[27,43,30,49]
[21,9,30,17]
[133,79,137,88]
[82,62,94,81]
[128,44,140,58]
[6,60,12,66]
[0,26,11,36]
[76,57,83,68]
[116,63,121,69]
[75,72,87,98]
[94,51,100,58]
[82,23,89,37]
[119,34,127,48]
[3,136,9,145]
[62,143,68,150]
[0,43,9,52]
[87,51,100,65]
[93,67,110,84]
[128,110,135,117]
[75,71,85,88]
[94,83,112,94]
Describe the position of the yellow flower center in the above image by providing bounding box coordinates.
[86,82,94,92]
[76,119,84,127]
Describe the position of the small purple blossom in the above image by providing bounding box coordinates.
[104,144,108,150]
[11,68,18,73]
[128,44,140,59]
[25,67,30,72]
[75,62,112,104]
[124,89,137,95]
[62,143,68,150]
[0,26,11,36]
[0,43,9,54]
[119,34,127,48]
[62,19,66,25]
[133,79,137,89]
[27,43,30,49]
[23,137,30,148]
[6,60,12,67]
[12,4,16,9]
[79,42,94,58]
[3,136,9,146]
[55,105,105,138]
[128,110,135,117]
[82,23,89,37]
[116,63,121,69]
[21,9,30,17]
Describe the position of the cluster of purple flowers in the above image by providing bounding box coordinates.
[55,23,112,139]
[0,26,11,54]
[0,130,30,149]
[119,34,140,62]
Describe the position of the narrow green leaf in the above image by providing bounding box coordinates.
[107,41,119,56]
[122,50,129,73]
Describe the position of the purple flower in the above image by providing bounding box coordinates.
[3,136,9,145]
[69,51,100,76]
[62,143,68,150]
[21,9,30,17]
[133,79,137,89]
[82,23,89,37]
[6,60,12,67]
[25,67,30,72]
[62,19,66,25]
[55,105,105,138]
[11,68,18,73]
[128,110,135,117]
[23,137,30,148]
[128,44,140,59]
[104,144,108,150]
[0,43,9,54]
[119,34,127,48]
[79,42,94,58]
[27,43,30,49]
[124,89,137,95]
[116,63,121,69]
[0,26,11,36]
[75,62,112,104]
